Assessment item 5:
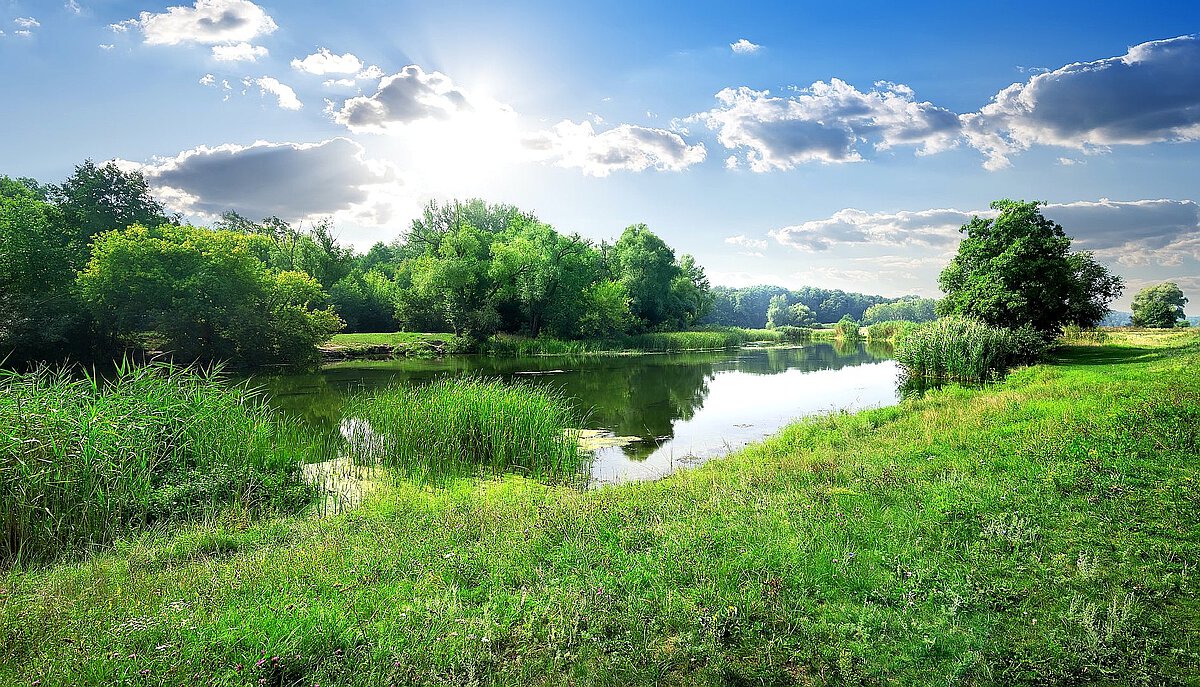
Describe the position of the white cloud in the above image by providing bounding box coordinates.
[771,207,977,251]
[199,73,216,86]
[211,42,267,62]
[121,0,276,46]
[724,235,767,250]
[14,17,39,29]
[1056,157,1081,166]
[730,39,761,54]
[963,34,1200,169]
[768,198,1200,268]
[65,1,82,15]
[334,65,508,133]
[133,138,402,225]
[522,120,706,177]
[254,76,302,110]
[292,48,363,75]
[696,79,961,171]
[99,43,114,50]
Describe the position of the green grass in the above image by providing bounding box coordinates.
[0,362,325,566]
[2,332,1199,685]
[341,377,586,485]
[895,317,1048,381]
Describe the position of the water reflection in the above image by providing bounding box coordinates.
[248,342,900,484]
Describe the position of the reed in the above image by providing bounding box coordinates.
[865,320,921,343]
[0,362,323,565]
[341,377,586,484]
[833,316,863,341]
[894,317,1048,381]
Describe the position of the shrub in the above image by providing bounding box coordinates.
[865,320,920,343]
[773,325,813,342]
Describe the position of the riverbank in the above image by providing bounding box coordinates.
[320,328,797,361]
[3,330,1197,685]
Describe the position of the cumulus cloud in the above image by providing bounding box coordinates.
[66,1,83,15]
[963,34,1200,169]
[118,0,276,46]
[292,48,363,75]
[771,207,978,251]
[14,17,39,29]
[333,65,502,133]
[724,235,767,250]
[134,138,399,223]
[211,42,267,61]
[769,199,1200,267]
[696,79,961,171]
[523,120,706,176]
[730,39,761,54]
[254,76,302,110]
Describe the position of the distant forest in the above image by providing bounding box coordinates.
[700,285,937,329]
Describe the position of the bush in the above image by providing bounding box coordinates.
[773,325,813,342]
[0,363,323,565]
[895,317,1049,381]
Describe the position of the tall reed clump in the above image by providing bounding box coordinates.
[865,320,921,343]
[1060,324,1109,345]
[770,326,813,343]
[894,317,1048,381]
[0,362,323,565]
[341,377,586,484]
[834,316,863,341]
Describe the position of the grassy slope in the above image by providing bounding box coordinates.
[3,331,1198,686]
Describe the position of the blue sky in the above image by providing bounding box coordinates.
[2,0,1199,308]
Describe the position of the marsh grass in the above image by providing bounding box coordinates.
[341,377,586,484]
[894,317,1048,381]
[0,362,324,565]
[865,319,920,343]
[833,316,863,341]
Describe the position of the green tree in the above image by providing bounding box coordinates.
[609,225,679,330]
[1131,282,1188,328]
[937,200,1123,336]
[49,160,175,250]
[0,187,85,362]
[79,224,341,366]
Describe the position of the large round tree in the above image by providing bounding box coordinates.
[937,200,1123,336]
[1131,282,1188,328]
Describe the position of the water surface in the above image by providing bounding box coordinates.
[250,342,900,484]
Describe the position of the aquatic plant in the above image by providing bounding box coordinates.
[342,377,585,484]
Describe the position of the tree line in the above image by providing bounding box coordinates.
[699,285,938,329]
[1,162,713,368]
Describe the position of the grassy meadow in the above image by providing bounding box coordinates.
[1,330,1198,685]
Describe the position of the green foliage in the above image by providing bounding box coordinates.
[773,325,813,342]
[49,160,175,247]
[766,294,816,328]
[705,284,896,329]
[342,377,585,484]
[833,315,862,340]
[330,269,399,333]
[0,187,86,362]
[937,199,1123,335]
[485,328,756,356]
[0,362,322,565]
[1131,281,1188,328]
[895,316,1048,380]
[78,224,342,367]
[862,297,938,324]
